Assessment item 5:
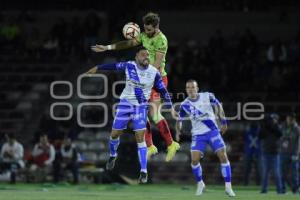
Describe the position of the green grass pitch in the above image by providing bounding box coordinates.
[0,183,299,200]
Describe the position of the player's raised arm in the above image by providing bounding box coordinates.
[209,93,228,134]
[91,39,141,52]
[86,62,128,74]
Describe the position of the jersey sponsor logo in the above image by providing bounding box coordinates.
[127,80,146,88]
[139,71,152,78]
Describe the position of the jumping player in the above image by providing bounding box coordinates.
[86,47,174,183]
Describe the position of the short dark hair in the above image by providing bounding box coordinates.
[143,12,160,27]
[186,79,198,85]
[136,46,148,54]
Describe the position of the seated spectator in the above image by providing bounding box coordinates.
[53,137,79,184]
[0,134,24,183]
[29,134,55,182]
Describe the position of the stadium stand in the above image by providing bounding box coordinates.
[0,5,300,185]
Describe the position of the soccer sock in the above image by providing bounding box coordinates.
[109,136,120,157]
[137,142,147,173]
[221,162,232,186]
[191,163,203,183]
[144,120,153,147]
[156,118,173,146]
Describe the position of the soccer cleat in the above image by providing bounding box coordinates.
[195,181,205,196]
[225,187,236,197]
[166,141,180,162]
[147,144,158,159]
[106,156,117,170]
[138,172,148,184]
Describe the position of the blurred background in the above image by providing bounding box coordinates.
[0,0,299,192]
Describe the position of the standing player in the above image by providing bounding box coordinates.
[91,12,180,161]
[176,80,236,196]
[86,47,174,183]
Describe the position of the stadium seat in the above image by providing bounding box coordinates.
[98,152,110,162]
[24,92,40,101]
[88,141,106,152]
[178,142,190,153]
[151,152,167,162]
[78,130,96,141]
[95,131,110,140]
[74,140,88,151]
[32,83,48,92]
[16,102,32,110]
[82,152,98,162]
[172,152,189,162]
[7,92,22,101]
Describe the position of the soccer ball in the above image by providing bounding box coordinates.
[122,22,140,39]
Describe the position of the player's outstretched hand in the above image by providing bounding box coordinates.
[91,44,108,52]
[86,67,97,75]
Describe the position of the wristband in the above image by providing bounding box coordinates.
[107,45,112,50]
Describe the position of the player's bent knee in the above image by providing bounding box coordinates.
[191,155,201,165]
[134,130,145,143]
[111,129,123,139]
[191,151,202,165]
[191,160,200,166]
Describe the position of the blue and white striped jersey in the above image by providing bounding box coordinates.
[179,92,223,135]
[97,61,172,107]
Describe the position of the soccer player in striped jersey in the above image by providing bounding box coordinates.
[91,12,180,162]
[176,80,236,196]
[86,47,175,183]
